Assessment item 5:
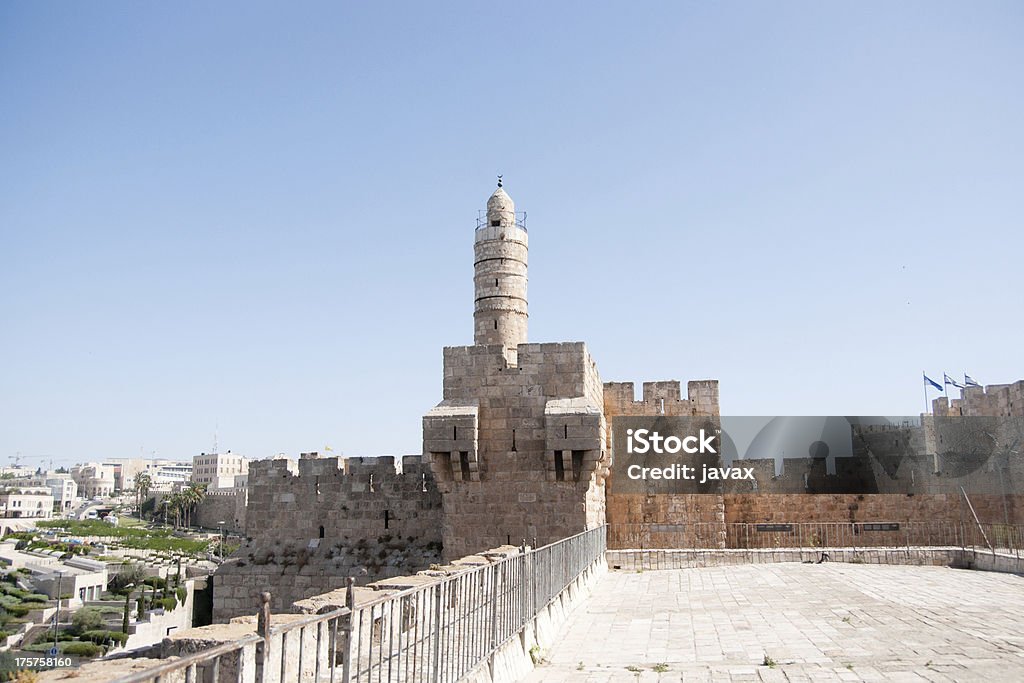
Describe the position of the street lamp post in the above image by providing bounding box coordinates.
[52,571,64,653]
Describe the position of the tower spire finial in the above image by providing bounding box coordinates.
[497,174,503,188]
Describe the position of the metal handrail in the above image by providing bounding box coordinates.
[475,210,528,231]
[265,607,348,637]
[108,525,607,683]
[110,633,262,683]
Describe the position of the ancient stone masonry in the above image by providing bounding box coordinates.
[473,184,528,362]
[213,454,442,621]
[606,416,1024,549]
[603,380,725,548]
[424,341,608,560]
[934,380,1024,417]
[194,488,247,532]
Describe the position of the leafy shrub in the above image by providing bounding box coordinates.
[3,606,31,618]
[0,650,18,681]
[143,576,166,590]
[81,629,128,646]
[21,594,48,604]
[175,587,187,603]
[41,630,75,642]
[62,641,102,658]
[159,596,178,611]
[70,607,105,635]
[0,631,9,640]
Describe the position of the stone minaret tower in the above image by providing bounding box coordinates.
[474,178,528,362]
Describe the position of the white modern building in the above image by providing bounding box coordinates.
[150,461,193,487]
[0,486,55,520]
[192,452,248,489]
[70,463,117,498]
[42,475,77,513]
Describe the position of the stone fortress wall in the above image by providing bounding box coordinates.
[193,487,247,533]
[213,454,442,620]
[606,408,1024,548]
[934,380,1024,417]
[602,379,727,545]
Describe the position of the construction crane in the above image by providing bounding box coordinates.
[7,453,57,473]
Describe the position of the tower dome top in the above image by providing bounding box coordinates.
[486,177,515,226]
[487,187,514,214]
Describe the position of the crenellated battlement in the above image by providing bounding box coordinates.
[604,379,720,417]
[212,453,443,622]
[934,380,1024,418]
[244,454,442,541]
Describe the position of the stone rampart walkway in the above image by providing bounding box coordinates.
[521,563,1024,682]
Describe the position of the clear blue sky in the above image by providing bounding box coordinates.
[2,2,1022,468]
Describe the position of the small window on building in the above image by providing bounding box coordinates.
[491,219,500,227]
[554,450,565,481]
[459,452,471,479]
[319,525,325,538]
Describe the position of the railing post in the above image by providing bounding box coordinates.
[431,582,443,683]
[257,592,272,683]
[489,564,499,652]
[342,577,354,683]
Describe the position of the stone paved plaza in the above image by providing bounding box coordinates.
[522,563,1024,682]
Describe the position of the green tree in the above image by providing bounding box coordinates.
[70,607,105,635]
[180,482,206,529]
[132,472,152,521]
[108,564,147,595]
[166,493,184,529]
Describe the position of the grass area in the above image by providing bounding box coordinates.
[33,519,212,556]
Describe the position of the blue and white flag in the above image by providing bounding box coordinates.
[964,374,980,387]
[924,374,943,392]
[944,373,964,389]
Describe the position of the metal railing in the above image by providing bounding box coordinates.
[110,525,606,683]
[608,521,1024,555]
[475,210,528,231]
[348,525,605,682]
[110,634,263,683]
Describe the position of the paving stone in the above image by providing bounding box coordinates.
[520,563,1024,682]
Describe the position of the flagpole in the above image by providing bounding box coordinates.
[923,371,929,416]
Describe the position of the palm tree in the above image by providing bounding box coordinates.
[182,482,206,528]
[132,473,152,521]
[166,493,184,529]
